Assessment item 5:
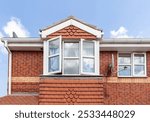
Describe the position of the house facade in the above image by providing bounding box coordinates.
[0,16,150,105]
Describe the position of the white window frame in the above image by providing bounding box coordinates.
[44,37,99,75]
[133,53,146,77]
[62,39,99,75]
[118,53,132,77]
[62,40,80,75]
[81,39,97,75]
[118,52,146,77]
[47,36,62,74]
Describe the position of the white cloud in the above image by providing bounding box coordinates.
[110,26,133,38]
[0,17,30,55]
[3,17,30,37]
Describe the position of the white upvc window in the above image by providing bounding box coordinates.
[118,53,146,77]
[62,39,98,75]
[47,36,62,74]
[44,37,99,75]
[63,40,80,75]
[133,53,146,76]
[81,40,96,75]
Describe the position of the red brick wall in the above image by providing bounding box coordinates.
[39,77,104,105]
[100,51,117,76]
[10,49,150,105]
[100,51,150,105]
[12,82,39,93]
[47,25,96,39]
[12,51,43,77]
[105,83,150,105]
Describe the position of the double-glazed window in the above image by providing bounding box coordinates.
[48,36,61,73]
[82,41,95,73]
[47,36,98,75]
[118,53,146,77]
[63,41,79,74]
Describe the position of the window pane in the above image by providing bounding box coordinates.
[83,41,94,56]
[83,58,95,73]
[64,43,79,57]
[64,59,79,74]
[134,54,145,64]
[49,39,59,55]
[134,65,145,75]
[48,56,59,72]
[119,65,131,76]
[119,54,131,64]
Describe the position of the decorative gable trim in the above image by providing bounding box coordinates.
[41,17,102,38]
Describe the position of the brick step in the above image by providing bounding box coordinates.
[40,91,104,95]
[39,98,104,103]
[39,95,104,99]
[40,91,103,94]
[39,84,103,88]
[39,102,104,105]
[40,87,103,91]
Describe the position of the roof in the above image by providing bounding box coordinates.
[41,16,103,38]
[0,95,38,105]
[100,38,150,51]
[2,37,41,43]
[1,37,43,51]
[41,16,102,31]
[101,38,150,44]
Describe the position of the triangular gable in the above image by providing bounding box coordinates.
[41,16,102,38]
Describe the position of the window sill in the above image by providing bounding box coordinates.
[40,74,103,78]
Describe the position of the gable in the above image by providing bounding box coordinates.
[41,17,102,38]
[47,25,96,39]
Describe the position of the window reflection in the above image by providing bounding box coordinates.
[119,65,131,76]
[49,39,59,56]
[119,54,131,64]
[83,58,94,73]
[134,65,145,75]
[49,56,59,72]
[83,41,94,56]
[64,59,79,74]
[134,54,144,64]
[64,43,79,57]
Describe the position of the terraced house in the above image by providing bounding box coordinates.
[0,16,150,105]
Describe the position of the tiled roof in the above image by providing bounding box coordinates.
[41,16,102,31]
[0,95,38,105]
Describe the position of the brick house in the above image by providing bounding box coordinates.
[0,16,150,105]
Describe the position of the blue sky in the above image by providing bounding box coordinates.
[0,0,150,96]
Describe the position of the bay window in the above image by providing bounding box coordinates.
[118,53,146,77]
[45,36,99,75]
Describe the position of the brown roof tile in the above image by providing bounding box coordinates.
[0,95,38,105]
